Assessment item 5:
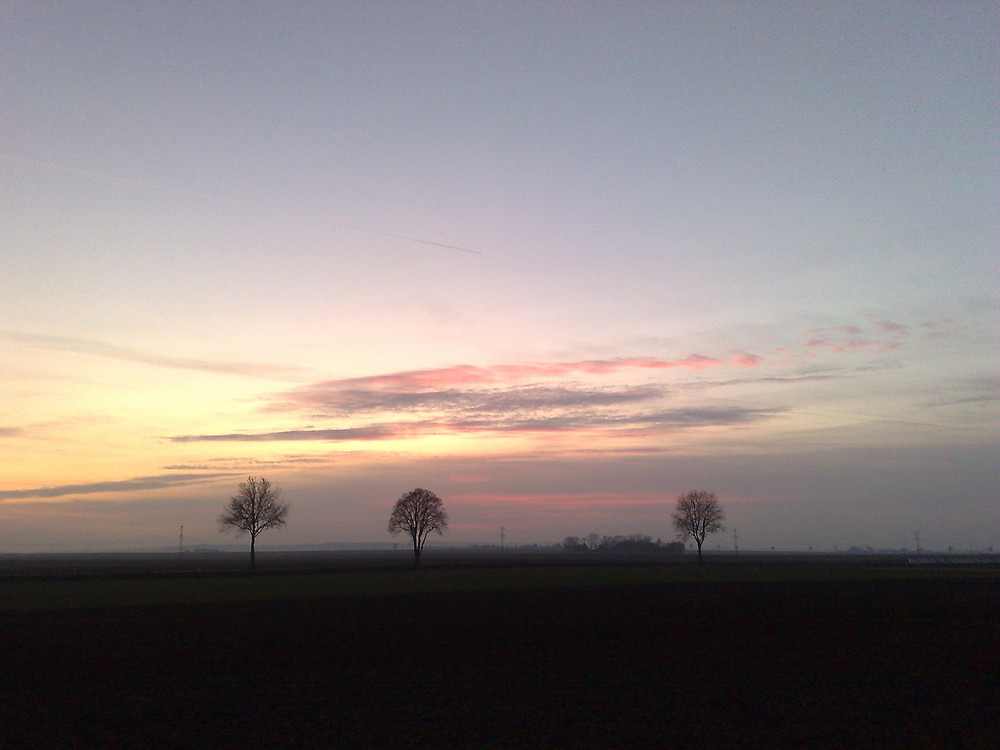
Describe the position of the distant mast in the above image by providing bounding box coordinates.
[179,525,184,554]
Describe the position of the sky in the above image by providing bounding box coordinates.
[1,1,997,553]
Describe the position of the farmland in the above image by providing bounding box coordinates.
[1,553,997,748]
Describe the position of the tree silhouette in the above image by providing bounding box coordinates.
[219,476,289,569]
[671,490,725,563]
[388,488,448,566]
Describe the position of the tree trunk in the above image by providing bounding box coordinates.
[410,531,423,566]
[696,540,704,563]
[250,534,256,570]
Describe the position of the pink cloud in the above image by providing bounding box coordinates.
[843,339,879,349]
[730,350,764,367]
[918,319,965,338]
[800,336,903,355]
[472,356,728,380]
[809,325,862,338]
[279,356,727,402]
[840,339,903,353]
[873,320,909,337]
[772,347,813,365]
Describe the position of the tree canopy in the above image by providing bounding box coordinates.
[219,476,289,569]
[388,488,448,565]
[671,490,725,563]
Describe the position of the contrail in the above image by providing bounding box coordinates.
[321,220,481,254]
[0,152,480,254]
[1,153,222,201]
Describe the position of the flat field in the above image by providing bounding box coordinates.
[1,555,997,748]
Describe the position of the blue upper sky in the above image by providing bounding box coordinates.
[1,2,997,552]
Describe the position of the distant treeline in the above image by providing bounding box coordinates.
[563,534,684,554]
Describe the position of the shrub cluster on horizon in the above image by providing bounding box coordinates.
[562,534,684,554]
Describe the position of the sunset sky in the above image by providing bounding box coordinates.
[2,2,997,553]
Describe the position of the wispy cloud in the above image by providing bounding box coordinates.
[268,382,665,417]
[273,356,726,405]
[872,320,909,337]
[917,319,965,338]
[170,426,401,443]
[921,376,1000,408]
[730,350,765,367]
[448,406,779,434]
[0,473,232,501]
[262,358,732,418]
[1,331,308,380]
[802,334,903,354]
[170,406,780,443]
[168,318,921,446]
[162,454,335,470]
[675,372,849,390]
[801,316,935,354]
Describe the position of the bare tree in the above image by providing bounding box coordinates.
[219,476,289,569]
[563,536,584,551]
[671,490,725,563]
[388,488,448,566]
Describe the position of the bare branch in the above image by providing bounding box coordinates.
[388,488,448,566]
[671,490,725,563]
[219,476,289,569]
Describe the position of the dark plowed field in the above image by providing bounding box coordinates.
[1,574,997,748]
